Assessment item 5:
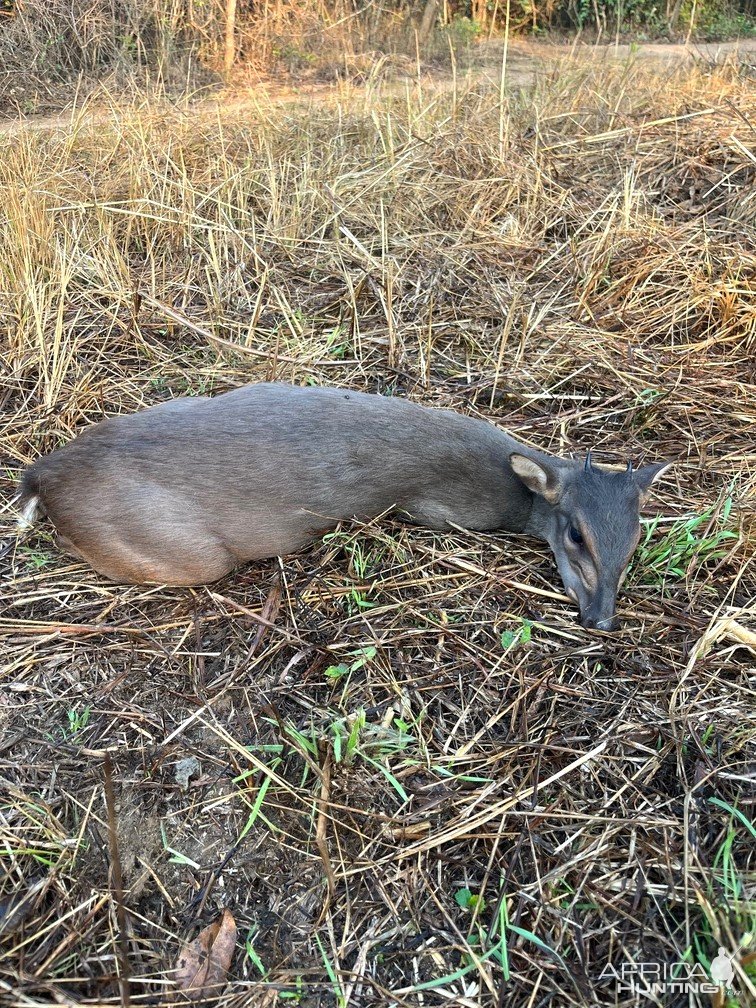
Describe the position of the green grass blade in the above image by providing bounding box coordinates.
[708,797,756,840]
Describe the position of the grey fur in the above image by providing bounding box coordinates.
[19,382,669,628]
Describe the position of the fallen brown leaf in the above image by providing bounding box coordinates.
[710,988,725,1008]
[174,907,237,1002]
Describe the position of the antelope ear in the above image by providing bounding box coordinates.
[634,461,672,499]
[510,453,562,503]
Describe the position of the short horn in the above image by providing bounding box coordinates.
[626,460,634,478]
[585,449,593,473]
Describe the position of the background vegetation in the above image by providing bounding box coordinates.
[1,0,755,114]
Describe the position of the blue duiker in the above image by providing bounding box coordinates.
[17,382,669,629]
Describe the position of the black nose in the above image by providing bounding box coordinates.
[582,615,618,632]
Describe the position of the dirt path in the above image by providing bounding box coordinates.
[483,36,756,85]
[1,37,754,137]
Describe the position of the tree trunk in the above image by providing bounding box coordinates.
[668,0,684,33]
[417,0,439,44]
[224,0,238,73]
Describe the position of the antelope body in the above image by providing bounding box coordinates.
[18,383,668,629]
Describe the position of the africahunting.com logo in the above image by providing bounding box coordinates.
[599,946,736,996]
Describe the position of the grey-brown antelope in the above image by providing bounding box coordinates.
[17,383,670,630]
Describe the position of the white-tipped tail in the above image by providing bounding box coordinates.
[17,495,39,532]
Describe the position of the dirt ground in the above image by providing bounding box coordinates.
[1,37,755,136]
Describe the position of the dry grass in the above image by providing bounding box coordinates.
[1,50,755,1007]
[0,0,457,117]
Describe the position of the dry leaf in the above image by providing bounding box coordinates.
[710,988,725,1008]
[174,907,237,1002]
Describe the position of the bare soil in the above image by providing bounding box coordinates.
[2,37,755,136]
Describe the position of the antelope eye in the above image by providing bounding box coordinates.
[568,525,584,546]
